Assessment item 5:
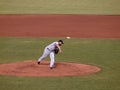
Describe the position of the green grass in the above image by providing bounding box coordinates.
[0,0,120,15]
[0,0,120,90]
[0,37,120,90]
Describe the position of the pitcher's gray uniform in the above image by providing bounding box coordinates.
[38,40,64,69]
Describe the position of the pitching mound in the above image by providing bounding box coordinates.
[0,60,101,77]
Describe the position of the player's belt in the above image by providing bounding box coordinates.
[47,48,51,51]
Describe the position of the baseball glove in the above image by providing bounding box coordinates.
[54,47,59,54]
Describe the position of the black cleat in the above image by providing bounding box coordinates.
[50,67,53,69]
[37,61,40,65]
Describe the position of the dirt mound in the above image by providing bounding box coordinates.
[0,60,101,77]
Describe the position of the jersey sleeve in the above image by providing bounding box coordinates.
[55,42,59,47]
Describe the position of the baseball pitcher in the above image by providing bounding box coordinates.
[37,40,64,69]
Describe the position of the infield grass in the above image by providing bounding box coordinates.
[0,0,120,15]
[0,37,120,90]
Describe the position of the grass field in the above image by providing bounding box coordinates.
[0,0,120,15]
[0,0,120,90]
[0,37,120,90]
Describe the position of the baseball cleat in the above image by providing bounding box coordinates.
[50,67,53,69]
[37,61,40,65]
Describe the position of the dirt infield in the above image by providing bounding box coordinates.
[0,14,120,38]
[0,60,101,77]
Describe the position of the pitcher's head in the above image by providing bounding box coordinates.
[58,40,64,46]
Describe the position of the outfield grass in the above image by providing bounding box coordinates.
[0,0,120,15]
[0,37,120,90]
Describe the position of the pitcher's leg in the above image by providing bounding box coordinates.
[38,48,50,63]
[50,52,55,69]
